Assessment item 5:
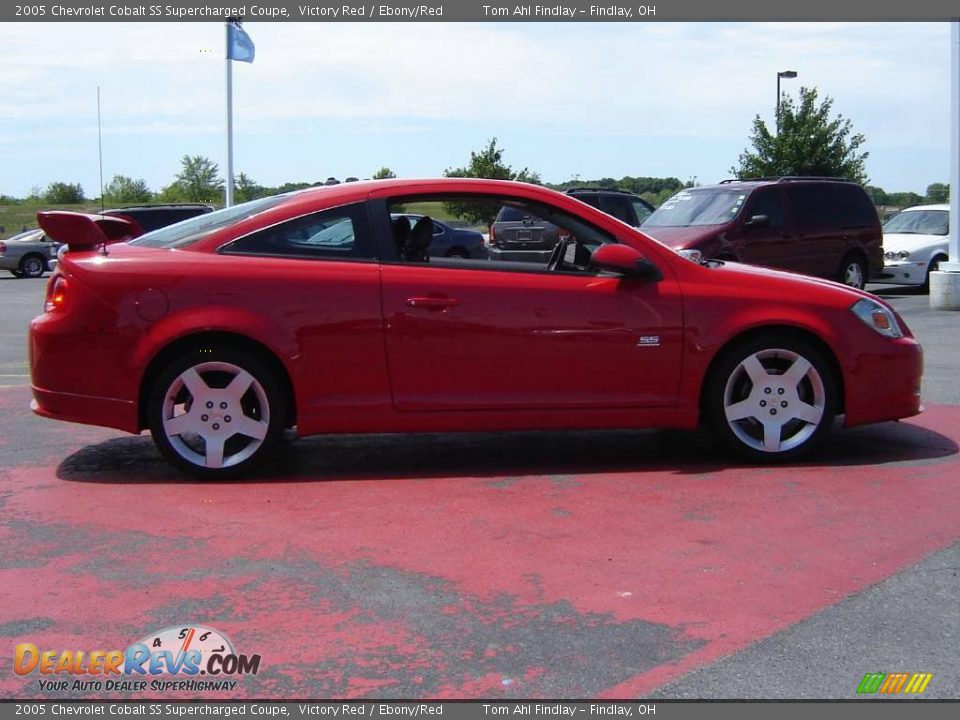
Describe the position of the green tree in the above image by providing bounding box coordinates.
[372,167,396,180]
[886,191,923,208]
[443,138,541,224]
[103,175,152,204]
[162,155,224,202]
[732,86,868,184]
[234,172,264,203]
[43,182,85,204]
[864,185,888,206]
[925,183,949,204]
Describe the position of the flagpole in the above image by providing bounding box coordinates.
[97,86,105,213]
[225,21,235,208]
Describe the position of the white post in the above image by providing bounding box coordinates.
[225,22,235,208]
[930,20,960,309]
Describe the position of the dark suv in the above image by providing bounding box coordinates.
[488,188,654,262]
[641,177,882,288]
[101,204,214,235]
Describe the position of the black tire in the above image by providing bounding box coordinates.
[839,254,866,289]
[18,254,47,279]
[148,347,287,479]
[704,334,837,462]
[922,255,946,293]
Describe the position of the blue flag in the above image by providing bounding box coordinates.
[227,22,255,63]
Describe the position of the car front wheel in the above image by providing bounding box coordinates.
[705,336,836,461]
[148,348,286,478]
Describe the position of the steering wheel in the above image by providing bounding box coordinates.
[547,237,574,272]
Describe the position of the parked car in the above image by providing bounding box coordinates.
[32,178,921,478]
[488,188,654,262]
[391,214,487,259]
[101,203,214,234]
[641,177,883,289]
[0,229,60,278]
[876,204,950,289]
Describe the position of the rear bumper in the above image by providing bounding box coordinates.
[487,247,552,263]
[843,338,923,427]
[31,387,138,434]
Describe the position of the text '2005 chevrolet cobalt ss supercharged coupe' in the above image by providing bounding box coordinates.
[30,179,922,478]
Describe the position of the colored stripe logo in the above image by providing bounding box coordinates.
[857,672,933,694]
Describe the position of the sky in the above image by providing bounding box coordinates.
[0,21,952,199]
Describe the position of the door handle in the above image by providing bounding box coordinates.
[406,296,459,311]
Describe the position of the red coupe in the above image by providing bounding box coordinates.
[30,179,922,478]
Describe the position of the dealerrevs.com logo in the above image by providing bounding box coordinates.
[857,672,933,695]
[14,626,261,693]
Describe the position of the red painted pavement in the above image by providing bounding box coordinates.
[1,387,959,698]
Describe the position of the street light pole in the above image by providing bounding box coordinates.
[776,70,798,135]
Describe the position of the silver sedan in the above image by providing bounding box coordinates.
[0,229,59,278]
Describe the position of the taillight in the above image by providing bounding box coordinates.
[0,242,7,253]
[487,225,496,246]
[44,275,68,313]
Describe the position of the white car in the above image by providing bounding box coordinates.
[878,204,950,288]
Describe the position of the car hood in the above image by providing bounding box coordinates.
[882,232,947,253]
[712,258,879,304]
[640,225,718,248]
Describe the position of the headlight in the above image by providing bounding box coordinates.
[898,250,910,260]
[850,298,903,338]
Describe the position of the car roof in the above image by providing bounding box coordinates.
[899,204,949,212]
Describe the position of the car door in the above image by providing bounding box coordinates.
[732,187,803,271]
[376,202,684,413]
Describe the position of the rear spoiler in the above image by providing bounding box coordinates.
[36,211,143,251]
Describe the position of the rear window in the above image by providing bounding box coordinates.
[109,207,210,233]
[495,207,534,222]
[129,195,291,248]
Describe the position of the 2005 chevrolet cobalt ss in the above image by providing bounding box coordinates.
[30,179,922,478]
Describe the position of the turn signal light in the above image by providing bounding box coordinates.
[45,275,68,313]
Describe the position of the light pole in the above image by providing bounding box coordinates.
[776,70,798,135]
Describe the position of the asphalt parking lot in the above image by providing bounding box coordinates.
[1,274,958,699]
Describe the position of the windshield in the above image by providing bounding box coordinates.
[129,194,294,248]
[642,189,748,228]
[882,209,948,236]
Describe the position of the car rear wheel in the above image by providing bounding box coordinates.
[18,254,46,279]
[705,335,836,462]
[148,348,286,478]
[839,255,866,289]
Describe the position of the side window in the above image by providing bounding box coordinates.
[787,185,832,228]
[787,184,876,229]
[221,203,373,260]
[385,194,616,274]
[747,188,785,228]
[834,185,879,227]
[599,195,635,225]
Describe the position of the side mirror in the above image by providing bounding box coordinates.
[589,243,662,281]
[743,214,770,229]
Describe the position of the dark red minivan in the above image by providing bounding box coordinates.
[641,178,882,289]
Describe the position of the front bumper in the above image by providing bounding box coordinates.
[876,259,928,286]
[843,337,923,427]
